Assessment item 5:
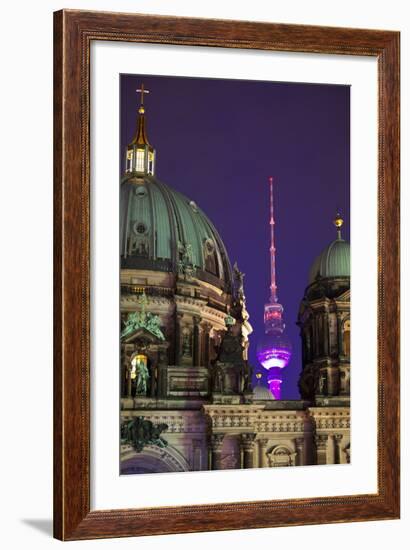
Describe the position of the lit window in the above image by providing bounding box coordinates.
[148,151,154,175]
[136,149,145,172]
[131,354,148,379]
[126,150,133,172]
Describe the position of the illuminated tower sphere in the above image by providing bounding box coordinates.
[256,177,292,399]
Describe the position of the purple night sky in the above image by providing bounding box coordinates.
[120,73,350,399]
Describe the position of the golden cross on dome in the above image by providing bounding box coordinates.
[136,84,150,106]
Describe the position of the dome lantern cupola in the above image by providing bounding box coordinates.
[125,84,156,177]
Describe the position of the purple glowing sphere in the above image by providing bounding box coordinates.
[256,331,292,371]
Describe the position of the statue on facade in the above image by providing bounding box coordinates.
[231,263,253,355]
[298,365,317,400]
[121,292,165,341]
[135,356,150,395]
[212,365,224,393]
[178,243,195,280]
[318,372,327,395]
[121,417,169,453]
[233,261,245,302]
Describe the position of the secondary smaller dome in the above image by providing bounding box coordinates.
[253,385,275,401]
[309,215,350,284]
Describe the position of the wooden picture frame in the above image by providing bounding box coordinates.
[53,9,400,541]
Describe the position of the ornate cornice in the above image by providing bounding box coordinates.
[121,410,207,434]
[308,407,350,430]
[203,405,309,434]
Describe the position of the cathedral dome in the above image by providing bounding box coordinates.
[120,175,233,290]
[120,86,233,291]
[308,215,350,284]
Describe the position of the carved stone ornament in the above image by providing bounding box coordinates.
[240,433,256,450]
[314,434,329,450]
[210,433,225,451]
[121,416,168,453]
[267,445,296,467]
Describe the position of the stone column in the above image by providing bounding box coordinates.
[295,437,305,466]
[175,313,184,365]
[317,314,324,356]
[209,433,225,470]
[313,317,318,358]
[337,312,344,359]
[323,311,330,356]
[316,315,322,357]
[315,434,329,465]
[258,439,269,468]
[344,444,351,464]
[300,329,306,369]
[193,316,202,367]
[156,364,165,398]
[126,366,132,398]
[148,353,156,398]
[241,434,256,469]
[202,323,211,367]
[334,434,344,464]
[156,349,167,398]
[192,440,202,471]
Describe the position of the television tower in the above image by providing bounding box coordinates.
[256,177,292,399]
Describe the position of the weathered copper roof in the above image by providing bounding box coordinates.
[120,174,233,289]
[309,236,350,284]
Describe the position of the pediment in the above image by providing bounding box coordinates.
[121,326,163,345]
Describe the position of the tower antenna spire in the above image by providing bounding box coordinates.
[269,176,278,303]
[256,176,292,400]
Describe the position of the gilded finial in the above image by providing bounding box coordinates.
[136,84,150,114]
[333,212,343,239]
[334,212,343,228]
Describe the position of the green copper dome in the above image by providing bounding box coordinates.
[120,85,232,290]
[309,236,350,284]
[120,175,233,290]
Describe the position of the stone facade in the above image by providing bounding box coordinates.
[120,267,350,473]
[119,93,350,474]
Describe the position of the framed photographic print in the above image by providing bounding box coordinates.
[54,9,400,540]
